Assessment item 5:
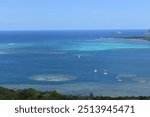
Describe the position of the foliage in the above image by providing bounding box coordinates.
[0,87,150,100]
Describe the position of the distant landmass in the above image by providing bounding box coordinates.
[120,36,150,41]
[119,29,150,41]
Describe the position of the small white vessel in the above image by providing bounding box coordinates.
[94,69,98,73]
[104,72,108,75]
[118,79,122,82]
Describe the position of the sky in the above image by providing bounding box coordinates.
[0,0,150,30]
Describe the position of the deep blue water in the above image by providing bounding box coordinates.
[0,30,150,96]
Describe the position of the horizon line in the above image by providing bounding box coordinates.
[0,29,149,31]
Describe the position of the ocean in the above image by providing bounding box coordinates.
[0,30,150,96]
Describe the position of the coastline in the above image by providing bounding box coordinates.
[0,86,150,100]
[1,81,150,97]
[118,36,150,41]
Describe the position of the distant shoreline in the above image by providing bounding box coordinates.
[119,36,150,41]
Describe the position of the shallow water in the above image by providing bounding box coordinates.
[0,30,150,96]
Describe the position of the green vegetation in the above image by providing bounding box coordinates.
[119,29,150,41]
[0,87,150,100]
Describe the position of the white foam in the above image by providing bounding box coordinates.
[29,74,76,82]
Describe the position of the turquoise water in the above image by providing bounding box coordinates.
[60,38,150,51]
[0,30,150,96]
[1,38,150,52]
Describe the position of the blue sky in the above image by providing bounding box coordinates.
[0,0,150,30]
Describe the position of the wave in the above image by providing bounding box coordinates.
[29,74,76,82]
